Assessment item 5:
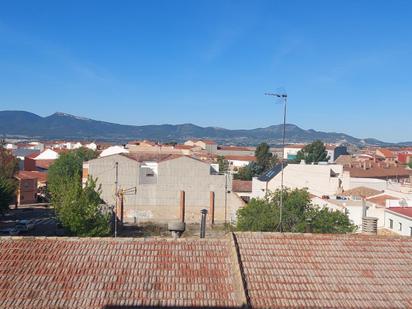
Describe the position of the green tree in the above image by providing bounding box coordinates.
[234,143,279,180]
[294,140,329,164]
[0,141,18,213]
[255,142,278,173]
[56,178,111,236]
[0,176,16,214]
[48,148,110,236]
[408,161,412,169]
[217,156,229,173]
[237,188,355,234]
[300,207,356,234]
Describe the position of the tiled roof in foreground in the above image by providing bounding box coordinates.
[1,233,412,308]
[235,232,412,309]
[0,237,243,309]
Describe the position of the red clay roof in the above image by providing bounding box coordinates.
[225,155,256,161]
[345,165,412,178]
[377,148,395,158]
[0,237,241,308]
[367,194,399,207]
[35,159,55,170]
[235,232,412,308]
[174,144,195,150]
[232,180,252,192]
[122,153,183,163]
[16,171,47,183]
[386,207,412,218]
[1,233,412,308]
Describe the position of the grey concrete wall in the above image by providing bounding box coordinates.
[87,154,244,224]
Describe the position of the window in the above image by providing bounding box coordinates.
[399,223,402,231]
[389,219,393,229]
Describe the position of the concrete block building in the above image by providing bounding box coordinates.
[83,153,245,224]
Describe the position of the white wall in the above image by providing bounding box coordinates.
[384,210,412,236]
[349,178,387,191]
[252,164,348,198]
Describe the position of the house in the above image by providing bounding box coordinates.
[283,144,305,160]
[1,233,412,308]
[283,144,347,163]
[225,155,256,168]
[232,180,252,203]
[252,162,350,198]
[99,145,129,157]
[383,198,412,236]
[184,139,218,153]
[14,170,48,205]
[84,154,245,224]
[216,145,255,156]
[376,148,396,161]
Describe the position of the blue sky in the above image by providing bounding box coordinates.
[0,1,411,142]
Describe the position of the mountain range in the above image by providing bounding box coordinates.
[0,110,409,146]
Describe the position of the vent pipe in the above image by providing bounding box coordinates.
[200,209,208,238]
[362,217,378,235]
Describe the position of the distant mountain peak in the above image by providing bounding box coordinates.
[51,112,92,121]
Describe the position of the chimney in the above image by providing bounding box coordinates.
[179,191,185,223]
[200,209,208,238]
[305,218,313,233]
[209,191,215,225]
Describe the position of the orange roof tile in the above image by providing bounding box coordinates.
[367,194,399,207]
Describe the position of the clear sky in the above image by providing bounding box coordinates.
[1,1,411,142]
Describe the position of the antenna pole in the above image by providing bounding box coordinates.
[264,92,288,232]
[280,96,287,232]
[114,162,118,238]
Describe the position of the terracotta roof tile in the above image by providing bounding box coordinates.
[234,232,412,309]
[225,155,256,162]
[0,238,241,309]
[232,180,252,192]
[386,207,412,218]
[367,194,399,207]
[341,186,383,198]
[16,171,47,183]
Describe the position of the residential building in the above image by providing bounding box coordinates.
[2,233,412,308]
[385,207,412,236]
[252,162,350,198]
[15,172,38,205]
[184,139,218,153]
[216,145,255,156]
[232,179,252,203]
[84,153,244,224]
[99,145,129,157]
[225,155,256,168]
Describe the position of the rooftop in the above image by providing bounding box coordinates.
[367,194,399,207]
[232,180,252,192]
[341,186,383,198]
[386,207,412,218]
[1,233,412,308]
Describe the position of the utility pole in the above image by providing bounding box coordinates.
[114,162,118,238]
[224,171,228,225]
[265,91,287,232]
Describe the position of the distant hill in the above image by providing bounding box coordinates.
[0,110,409,146]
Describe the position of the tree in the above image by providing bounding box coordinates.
[48,148,110,236]
[0,140,18,213]
[217,156,229,173]
[255,142,278,173]
[234,143,279,181]
[301,207,356,234]
[56,178,111,237]
[237,188,356,234]
[294,140,329,164]
[408,161,412,169]
[0,176,16,214]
